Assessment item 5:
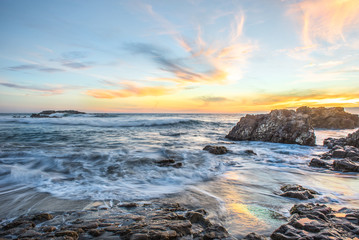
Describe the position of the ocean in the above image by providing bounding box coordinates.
[0,113,358,237]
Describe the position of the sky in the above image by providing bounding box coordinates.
[0,0,359,113]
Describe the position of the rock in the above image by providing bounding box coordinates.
[309,158,330,168]
[118,202,138,208]
[203,145,228,155]
[332,149,347,158]
[272,203,359,240]
[324,129,359,148]
[19,230,42,238]
[32,212,54,221]
[155,159,183,168]
[244,149,257,155]
[280,190,315,200]
[226,109,315,146]
[55,230,79,239]
[243,232,269,240]
[88,229,103,237]
[31,110,85,118]
[41,226,57,232]
[296,106,359,129]
[333,159,359,172]
[279,184,318,200]
[2,220,35,230]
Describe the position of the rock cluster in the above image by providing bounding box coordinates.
[279,184,318,200]
[271,203,359,239]
[309,132,359,172]
[296,106,359,129]
[203,145,228,155]
[226,109,316,146]
[324,129,359,148]
[30,110,85,118]
[0,202,230,240]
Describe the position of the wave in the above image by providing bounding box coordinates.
[0,117,205,128]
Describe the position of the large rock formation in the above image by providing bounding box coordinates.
[226,109,316,146]
[296,106,359,129]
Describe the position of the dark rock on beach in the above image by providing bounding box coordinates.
[0,202,230,240]
[296,106,359,129]
[309,158,330,169]
[203,145,228,155]
[31,110,85,118]
[226,109,316,146]
[279,184,318,200]
[271,203,359,240]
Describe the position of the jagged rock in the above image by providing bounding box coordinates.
[272,203,359,240]
[309,158,330,168]
[203,145,228,155]
[155,159,183,168]
[244,150,257,155]
[333,159,359,172]
[0,202,229,240]
[296,106,359,129]
[279,184,318,200]
[226,109,315,146]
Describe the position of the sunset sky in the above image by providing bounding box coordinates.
[1,0,359,113]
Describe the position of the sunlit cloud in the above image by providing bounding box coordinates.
[138,4,256,85]
[85,82,174,99]
[289,0,359,46]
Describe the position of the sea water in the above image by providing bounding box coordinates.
[0,113,358,237]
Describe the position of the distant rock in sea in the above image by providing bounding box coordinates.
[30,110,85,118]
[226,109,316,146]
[296,106,359,129]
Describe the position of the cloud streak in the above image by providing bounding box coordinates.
[0,81,64,95]
[8,64,64,73]
[85,82,174,99]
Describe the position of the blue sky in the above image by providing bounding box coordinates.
[1,0,359,112]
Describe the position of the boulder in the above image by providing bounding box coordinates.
[279,184,318,200]
[296,106,359,129]
[226,109,316,146]
[203,145,228,155]
[309,158,330,168]
[333,159,359,172]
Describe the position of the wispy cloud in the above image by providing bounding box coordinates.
[288,0,359,46]
[0,81,64,95]
[8,64,64,73]
[85,82,174,99]
[134,4,256,85]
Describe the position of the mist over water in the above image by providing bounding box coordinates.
[0,113,358,237]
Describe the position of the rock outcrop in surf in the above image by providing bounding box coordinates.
[226,109,316,146]
[30,110,85,118]
[296,106,359,129]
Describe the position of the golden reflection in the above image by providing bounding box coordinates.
[222,171,267,232]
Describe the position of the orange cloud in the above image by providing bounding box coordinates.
[86,83,173,99]
[289,0,359,45]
